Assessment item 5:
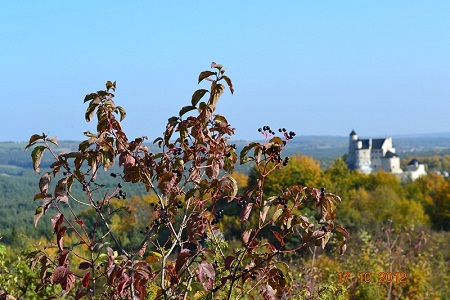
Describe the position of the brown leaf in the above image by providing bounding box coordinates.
[240,203,253,222]
[57,226,67,251]
[51,266,69,285]
[58,249,70,267]
[137,242,147,258]
[51,213,64,234]
[39,172,51,193]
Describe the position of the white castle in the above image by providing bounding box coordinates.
[346,130,426,180]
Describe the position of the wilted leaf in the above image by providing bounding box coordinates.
[137,242,147,258]
[116,105,126,121]
[57,226,68,251]
[26,134,44,149]
[240,203,253,222]
[221,75,234,94]
[45,136,58,146]
[31,146,46,173]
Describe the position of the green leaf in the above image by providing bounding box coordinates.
[85,102,99,122]
[34,206,44,227]
[198,71,216,84]
[240,142,259,164]
[214,114,228,124]
[221,75,234,94]
[31,146,46,173]
[227,175,238,199]
[179,105,197,117]
[116,106,126,121]
[106,80,114,90]
[272,208,283,223]
[25,134,44,151]
[191,89,209,106]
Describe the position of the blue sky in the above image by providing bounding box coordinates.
[1,1,449,142]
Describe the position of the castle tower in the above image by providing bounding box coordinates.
[347,130,358,169]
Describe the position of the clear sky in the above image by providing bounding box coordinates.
[1,1,449,142]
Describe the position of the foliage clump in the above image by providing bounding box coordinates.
[22,63,347,299]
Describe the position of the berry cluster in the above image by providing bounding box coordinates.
[237,198,248,207]
[211,209,224,225]
[274,196,287,206]
[168,147,183,156]
[258,125,275,136]
[278,128,296,140]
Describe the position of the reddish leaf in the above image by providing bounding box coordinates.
[51,266,69,285]
[196,261,215,291]
[242,229,253,245]
[225,256,235,270]
[78,262,92,270]
[61,271,76,293]
[33,192,52,201]
[58,249,70,267]
[175,249,195,273]
[74,219,85,227]
[75,292,87,300]
[272,230,285,247]
[240,203,253,222]
[82,271,90,287]
[335,226,350,238]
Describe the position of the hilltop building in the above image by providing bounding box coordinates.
[346,130,426,180]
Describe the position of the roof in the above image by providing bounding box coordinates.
[408,159,420,165]
[385,151,398,158]
[371,138,386,149]
[350,130,357,136]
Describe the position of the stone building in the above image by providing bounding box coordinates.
[346,130,403,174]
